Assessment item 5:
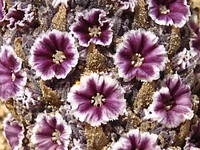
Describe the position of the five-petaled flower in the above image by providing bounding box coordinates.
[6,2,34,30]
[3,114,25,150]
[0,45,27,100]
[67,73,126,126]
[114,29,168,82]
[111,0,137,12]
[109,129,160,150]
[147,0,190,27]
[31,113,72,149]
[30,29,79,80]
[70,8,113,47]
[145,74,193,128]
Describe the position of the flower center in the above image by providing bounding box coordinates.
[88,26,102,37]
[131,53,144,67]
[164,96,174,110]
[159,5,170,14]
[52,50,66,64]
[91,92,105,107]
[52,129,62,145]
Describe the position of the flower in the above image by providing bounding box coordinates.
[190,33,200,57]
[70,8,113,47]
[111,0,137,12]
[188,13,200,35]
[189,14,200,57]
[147,0,190,27]
[0,45,27,100]
[114,29,168,82]
[145,74,193,128]
[67,73,126,126]
[6,2,34,30]
[109,129,160,150]
[0,0,5,21]
[3,114,25,150]
[184,120,200,150]
[172,48,198,71]
[31,113,72,149]
[30,29,79,80]
[52,0,70,8]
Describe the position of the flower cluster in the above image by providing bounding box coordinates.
[145,74,193,128]
[0,0,200,149]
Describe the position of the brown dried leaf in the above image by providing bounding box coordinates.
[134,0,149,29]
[192,95,199,114]
[85,124,109,150]
[168,27,181,58]
[86,44,109,72]
[174,120,191,147]
[5,99,21,121]
[5,0,11,9]
[164,61,174,75]
[39,80,62,106]
[14,37,28,67]
[133,82,155,114]
[51,4,67,31]
[139,120,157,132]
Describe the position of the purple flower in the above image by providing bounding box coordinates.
[3,114,25,150]
[114,29,168,82]
[67,73,126,126]
[147,0,190,27]
[145,74,193,128]
[52,0,70,8]
[111,0,137,12]
[189,14,200,57]
[0,45,27,100]
[184,120,200,150]
[0,0,5,20]
[190,34,200,57]
[109,129,160,150]
[30,30,79,80]
[188,13,200,35]
[70,8,113,47]
[31,113,72,149]
[5,3,34,30]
